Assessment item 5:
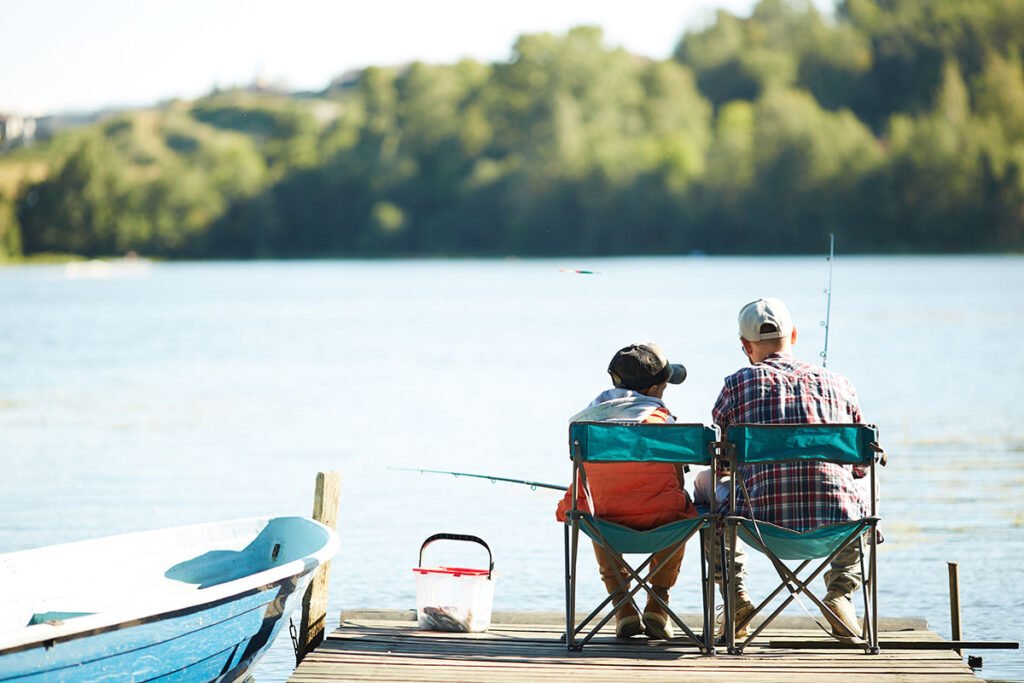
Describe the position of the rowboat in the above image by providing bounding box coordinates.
[0,516,340,682]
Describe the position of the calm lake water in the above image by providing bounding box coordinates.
[2,256,1022,681]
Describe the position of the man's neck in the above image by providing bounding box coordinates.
[750,347,791,364]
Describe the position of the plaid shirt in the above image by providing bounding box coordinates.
[712,352,869,531]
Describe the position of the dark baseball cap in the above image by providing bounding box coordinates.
[607,342,687,390]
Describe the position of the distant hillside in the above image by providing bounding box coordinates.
[3,0,1023,260]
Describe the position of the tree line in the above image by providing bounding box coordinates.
[2,0,1023,260]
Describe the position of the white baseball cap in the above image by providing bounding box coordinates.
[738,298,793,341]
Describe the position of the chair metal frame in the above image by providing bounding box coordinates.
[720,423,885,655]
[563,421,718,654]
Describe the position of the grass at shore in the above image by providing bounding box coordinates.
[1,253,85,265]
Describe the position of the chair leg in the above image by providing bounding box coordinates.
[564,522,572,650]
[858,535,871,644]
[566,520,582,651]
[865,529,880,654]
[700,526,716,654]
[718,527,730,649]
[871,529,879,653]
[726,520,739,654]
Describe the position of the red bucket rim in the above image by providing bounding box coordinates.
[412,565,491,578]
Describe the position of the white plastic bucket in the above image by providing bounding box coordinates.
[412,533,495,632]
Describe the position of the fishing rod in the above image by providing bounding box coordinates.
[819,233,835,368]
[391,467,565,491]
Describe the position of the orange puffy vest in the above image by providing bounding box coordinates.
[555,407,698,530]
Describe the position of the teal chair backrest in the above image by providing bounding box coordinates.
[569,421,717,465]
[726,424,878,466]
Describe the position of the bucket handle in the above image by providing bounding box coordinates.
[419,533,494,579]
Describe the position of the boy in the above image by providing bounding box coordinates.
[556,343,697,639]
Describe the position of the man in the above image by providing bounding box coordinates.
[710,297,869,640]
[556,343,697,640]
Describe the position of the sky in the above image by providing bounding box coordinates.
[1,0,834,115]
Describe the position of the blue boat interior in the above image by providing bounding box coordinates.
[164,517,329,589]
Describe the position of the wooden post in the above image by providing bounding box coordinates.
[947,562,962,657]
[298,471,341,662]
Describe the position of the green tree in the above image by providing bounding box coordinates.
[972,53,1024,248]
[695,89,882,252]
[692,101,757,250]
[840,0,1024,127]
[676,0,838,108]
[858,62,990,250]
[19,132,124,256]
[19,112,267,257]
[191,93,321,172]
[0,196,21,259]
[481,27,714,254]
[974,52,1024,142]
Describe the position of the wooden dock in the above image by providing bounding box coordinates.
[288,610,980,682]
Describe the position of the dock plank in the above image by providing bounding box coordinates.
[289,612,978,682]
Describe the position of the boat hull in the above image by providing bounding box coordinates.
[1,575,308,682]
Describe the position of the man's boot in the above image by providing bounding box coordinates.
[716,585,755,643]
[821,591,862,641]
[643,586,674,640]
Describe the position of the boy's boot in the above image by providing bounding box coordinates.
[603,577,642,638]
[643,586,674,640]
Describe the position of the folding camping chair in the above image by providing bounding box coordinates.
[563,421,718,653]
[720,423,885,655]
